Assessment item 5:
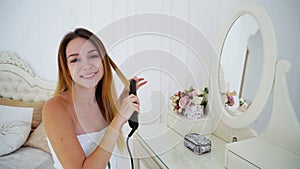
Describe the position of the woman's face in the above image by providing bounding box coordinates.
[66,37,104,89]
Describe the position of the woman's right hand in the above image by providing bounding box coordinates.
[118,94,140,124]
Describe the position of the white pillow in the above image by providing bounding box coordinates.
[0,105,33,124]
[0,121,31,156]
[0,105,33,156]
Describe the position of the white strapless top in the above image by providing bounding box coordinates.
[47,127,116,169]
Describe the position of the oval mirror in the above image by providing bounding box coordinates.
[213,1,277,129]
[219,14,262,115]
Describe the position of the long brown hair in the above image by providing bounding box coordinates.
[55,28,124,148]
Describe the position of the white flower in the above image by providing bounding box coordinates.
[192,96,203,105]
[196,89,202,95]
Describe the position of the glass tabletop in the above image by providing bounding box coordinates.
[136,123,226,169]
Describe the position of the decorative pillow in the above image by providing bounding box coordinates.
[0,98,44,129]
[24,122,50,153]
[0,105,33,124]
[0,121,31,156]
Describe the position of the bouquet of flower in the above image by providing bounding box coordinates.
[224,90,249,112]
[170,86,208,116]
[224,91,236,106]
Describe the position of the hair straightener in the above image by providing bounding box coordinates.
[108,57,139,169]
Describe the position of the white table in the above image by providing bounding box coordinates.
[134,123,226,169]
[225,137,300,169]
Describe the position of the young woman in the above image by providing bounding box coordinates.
[43,28,147,169]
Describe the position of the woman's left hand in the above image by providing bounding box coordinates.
[119,77,147,103]
[132,77,147,91]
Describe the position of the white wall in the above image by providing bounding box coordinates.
[0,0,299,133]
[0,0,216,124]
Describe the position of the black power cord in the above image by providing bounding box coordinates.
[126,130,135,169]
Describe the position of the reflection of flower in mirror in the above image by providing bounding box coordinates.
[226,95,235,106]
[238,98,249,112]
[224,91,249,112]
[225,91,236,106]
[170,86,208,114]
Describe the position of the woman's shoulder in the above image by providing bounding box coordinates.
[47,91,71,105]
[43,91,72,116]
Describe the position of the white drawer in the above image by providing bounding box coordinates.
[226,151,259,169]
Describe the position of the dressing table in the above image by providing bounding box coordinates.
[133,1,300,169]
[135,123,225,169]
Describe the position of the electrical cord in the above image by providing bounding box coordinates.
[126,136,134,169]
[127,128,136,169]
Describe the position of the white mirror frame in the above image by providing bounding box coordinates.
[212,1,277,129]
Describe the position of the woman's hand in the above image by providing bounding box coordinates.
[118,94,140,124]
[132,77,147,91]
[118,77,147,104]
[117,77,147,124]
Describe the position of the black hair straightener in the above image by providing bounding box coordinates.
[126,79,139,169]
[128,79,139,137]
[108,57,139,169]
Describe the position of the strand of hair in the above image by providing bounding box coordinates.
[108,57,130,90]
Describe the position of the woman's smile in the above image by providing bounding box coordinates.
[80,71,98,79]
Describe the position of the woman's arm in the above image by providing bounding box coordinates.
[82,115,123,169]
[43,98,88,169]
[86,94,141,168]
[43,94,140,169]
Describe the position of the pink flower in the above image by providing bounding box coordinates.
[188,91,195,97]
[226,95,235,106]
[178,96,191,109]
[177,91,182,96]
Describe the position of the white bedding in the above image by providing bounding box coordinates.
[0,146,54,169]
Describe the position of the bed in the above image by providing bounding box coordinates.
[0,52,56,169]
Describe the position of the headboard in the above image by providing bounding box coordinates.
[0,52,56,129]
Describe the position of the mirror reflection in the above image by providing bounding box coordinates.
[219,14,263,115]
